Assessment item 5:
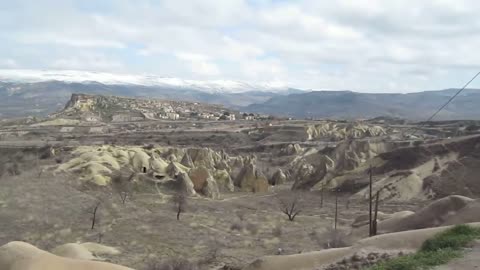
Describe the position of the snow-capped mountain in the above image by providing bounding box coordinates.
[0,70,304,117]
[0,69,291,94]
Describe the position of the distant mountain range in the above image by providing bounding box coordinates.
[0,80,300,117]
[1,69,480,120]
[246,89,480,120]
[0,69,294,94]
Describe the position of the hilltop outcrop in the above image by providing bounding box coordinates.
[49,93,232,122]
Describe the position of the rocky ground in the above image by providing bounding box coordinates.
[1,116,480,269]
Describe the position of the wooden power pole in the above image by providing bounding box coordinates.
[368,165,373,237]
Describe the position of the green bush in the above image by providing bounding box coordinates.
[421,225,480,252]
[369,225,480,270]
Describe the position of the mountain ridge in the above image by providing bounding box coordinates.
[245,89,480,120]
[0,69,297,94]
[0,80,296,117]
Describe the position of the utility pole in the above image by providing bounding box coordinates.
[369,165,373,237]
[334,188,338,230]
[320,184,324,208]
[372,189,381,236]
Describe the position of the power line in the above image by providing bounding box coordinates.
[408,71,480,136]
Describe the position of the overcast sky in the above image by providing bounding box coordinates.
[1,0,480,92]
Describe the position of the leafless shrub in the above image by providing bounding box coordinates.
[198,238,223,266]
[230,222,244,231]
[310,228,350,249]
[277,192,303,221]
[111,170,135,205]
[172,192,187,220]
[145,258,199,270]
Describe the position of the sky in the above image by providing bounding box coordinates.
[1,0,480,92]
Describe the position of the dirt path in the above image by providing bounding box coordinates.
[435,240,480,270]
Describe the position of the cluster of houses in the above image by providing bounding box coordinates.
[57,93,273,123]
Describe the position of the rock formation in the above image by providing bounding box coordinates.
[291,162,327,190]
[180,153,194,168]
[176,172,197,196]
[281,144,303,156]
[306,122,387,141]
[213,169,235,192]
[203,175,220,199]
[270,169,287,185]
[234,161,269,192]
[189,166,211,192]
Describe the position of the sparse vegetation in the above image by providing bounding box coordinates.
[145,258,198,270]
[230,222,244,232]
[272,224,283,237]
[112,170,135,205]
[245,222,259,235]
[277,192,303,221]
[235,210,246,221]
[369,225,480,270]
[172,192,187,220]
[310,228,349,249]
[38,145,53,159]
[6,162,20,176]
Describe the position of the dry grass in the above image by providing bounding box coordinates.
[145,258,199,270]
[272,224,283,237]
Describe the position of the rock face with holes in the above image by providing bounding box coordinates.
[55,145,260,198]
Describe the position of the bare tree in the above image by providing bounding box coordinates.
[112,170,135,205]
[91,201,101,230]
[320,184,324,208]
[172,192,187,220]
[278,192,302,221]
[334,188,339,230]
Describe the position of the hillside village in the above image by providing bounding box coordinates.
[52,93,271,123]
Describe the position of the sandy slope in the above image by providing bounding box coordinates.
[243,223,480,270]
[0,241,133,270]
